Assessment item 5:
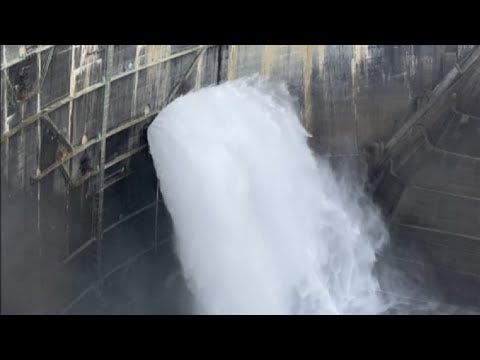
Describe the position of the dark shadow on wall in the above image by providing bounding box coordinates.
[1,148,194,315]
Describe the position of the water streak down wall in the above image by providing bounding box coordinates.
[1,45,478,313]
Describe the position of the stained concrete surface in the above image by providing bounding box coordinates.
[2,45,480,314]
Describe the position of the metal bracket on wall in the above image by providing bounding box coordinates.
[29,115,153,185]
[41,114,74,151]
[451,106,480,121]
[65,144,148,188]
[30,136,100,183]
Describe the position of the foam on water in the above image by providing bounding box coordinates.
[148,76,390,314]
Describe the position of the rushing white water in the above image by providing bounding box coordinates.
[148,76,390,314]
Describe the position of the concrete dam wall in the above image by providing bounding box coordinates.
[1,45,479,314]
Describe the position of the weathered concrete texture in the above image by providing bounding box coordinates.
[112,45,137,77]
[134,63,168,118]
[394,187,480,239]
[224,45,468,156]
[6,44,455,191]
[41,46,71,107]
[73,45,104,93]
[2,44,480,314]
[109,74,135,131]
[399,145,480,199]
[1,45,203,314]
[374,48,480,305]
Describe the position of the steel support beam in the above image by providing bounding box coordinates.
[95,45,114,278]
[0,45,55,71]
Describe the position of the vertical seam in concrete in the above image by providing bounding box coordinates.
[216,45,223,84]
[132,45,140,121]
[228,45,238,81]
[161,48,171,106]
[36,48,42,194]
[68,46,76,162]
[96,45,114,279]
[18,61,26,194]
[303,45,313,132]
[1,70,6,132]
[351,45,366,154]
[128,45,141,169]
[63,45,76,258]
[1,47,4,275]
[2,67,8,180]
[262,45,274,76]
[36,52,42,261]
[154,182,160,253]
[195,47,204,90]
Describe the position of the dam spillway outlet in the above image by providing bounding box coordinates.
[2,45,480,315]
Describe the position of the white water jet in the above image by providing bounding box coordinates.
[148,76,390,314]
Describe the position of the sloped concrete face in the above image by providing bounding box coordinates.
[372,49,480,309]
[224,45,480,310]
[2,45,480,314]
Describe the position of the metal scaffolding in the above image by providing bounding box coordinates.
[1,45,216,314]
